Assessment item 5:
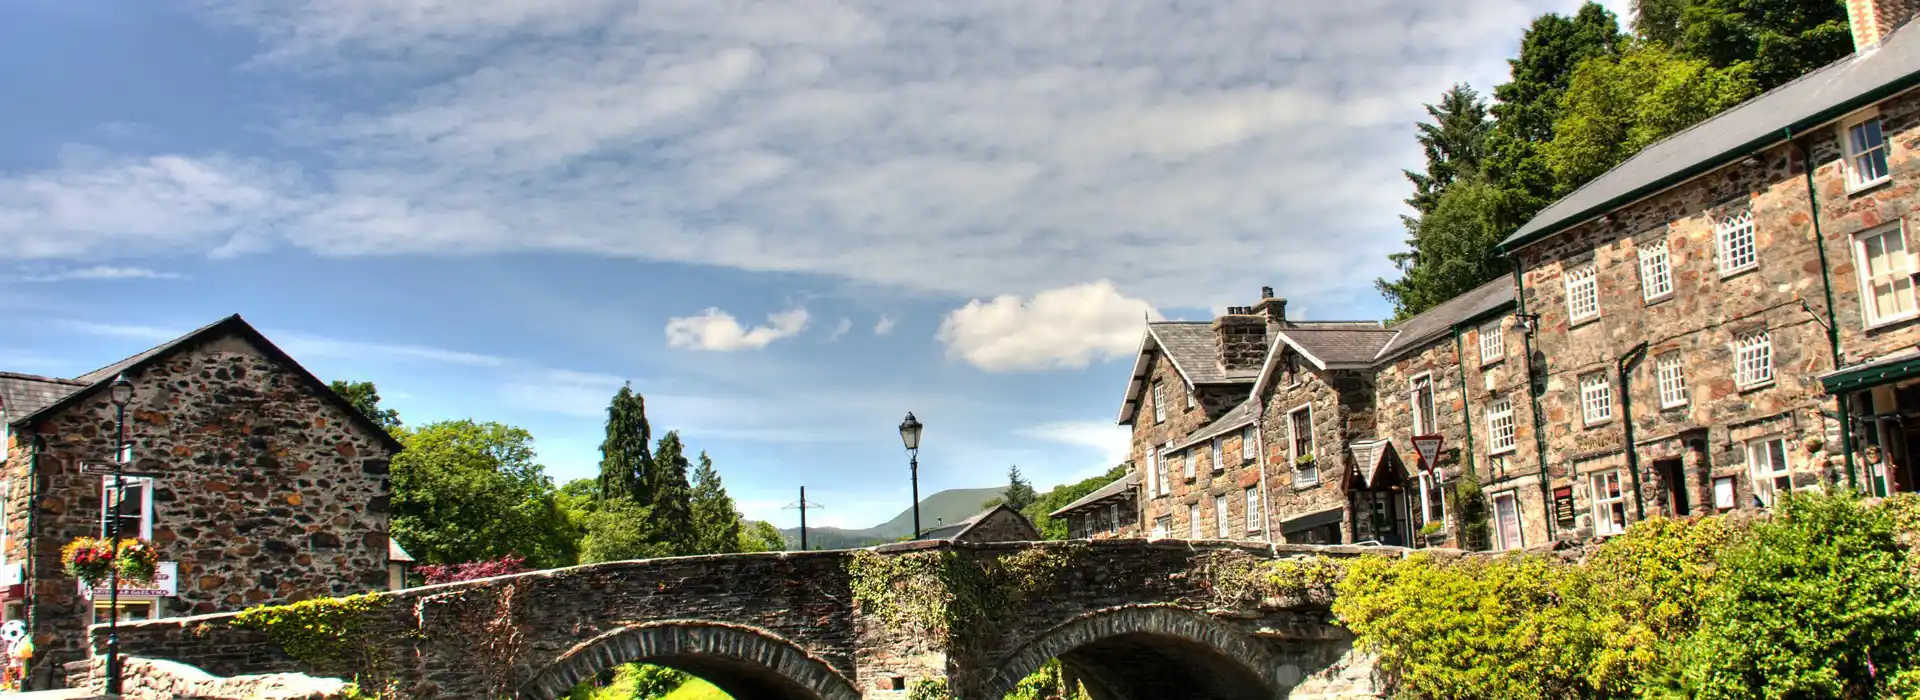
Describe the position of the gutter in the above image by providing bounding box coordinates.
[1512,262,1556,541]
[1618,342,1650,521]
[1791,125,1857,489]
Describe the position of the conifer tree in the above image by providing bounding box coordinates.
[649,431,696,554]
[597,382,653,504]
[1003,465,1038,513]
[688,451,744,554]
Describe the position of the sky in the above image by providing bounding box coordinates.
[0,0,1629,529]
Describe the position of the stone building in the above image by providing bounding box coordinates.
[1495,0,1920,541]
[0,315,402,684]
[1049,473,1140,539]
[914,504,1041,542]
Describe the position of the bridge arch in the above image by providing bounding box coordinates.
[981,606,1295,700]
[517,621,861,700]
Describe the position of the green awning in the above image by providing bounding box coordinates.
[1821,350,1920,393]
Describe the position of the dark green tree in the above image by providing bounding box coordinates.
[739,521,787,553]
[1022,465,1129,540]
[1545,44,1758,186]
[1003,465,1039,513]
[1634,0,1692,45]
[598,382,653,504]
[1639,0,1852,89]
[328,379,401,430]
[1403,84,1493,217]
[1488,3,1627,211]
[688,451,744,555]
[389,420,579,569]
[649,431,696,554]
[1376,176,1515,319]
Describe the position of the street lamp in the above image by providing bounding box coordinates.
[899,413,923,539]
[105,373,133,696]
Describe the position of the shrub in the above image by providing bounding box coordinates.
[416,555,530,585]
[1575,515,1733,694]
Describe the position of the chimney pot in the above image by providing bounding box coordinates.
[1261,286,1275,299]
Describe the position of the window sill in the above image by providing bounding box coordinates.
[1569,314,1601,330]
[1736,379,1775,393]
[1292,480,1322,492]
[1864,311,1920,331]
[1489,446,1516,457]
[1642,292,1674,307]
[1659,400,1689,412]
[1718,264,1758,281]
[1846,176,1892,197]
[1479,356,1504,369]
[1583,418,1613,429]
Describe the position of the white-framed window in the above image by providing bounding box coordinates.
[1214,494,1231,538]
[1410,374,1436,434]
[1656,352,1688,408]
[1591,470,1627,536]
[1182,448,1196,479]
[1716,209,1757,276]
[1492,491,1522,551]
[1638,237,1674,302]
[1210,437,1224,472]
[1152,516,1171,538]
[1844,114,1892,191]
[1565,264,1600,323]
[1155,449,1171,495]
[1746,436,1792,508]
[1244,486,1261,533]
[1487,395,1516,454]
[1186,386,1195,410]
[1283,355,1301,386]
[1479,320,1505,364]
[1580,372,1613,425]
[1188,503,1202,539]
[1418,471,1445,525]
[101,476,154,540]
[1855,223,1918,327]
[1107,504,1120,534]
[1732,330,1774,389]
[1240,426,1256,460]
[1152,381,1166,423]
[1288,405,1315,483]
[1146,451,1161,497]
[89,600,156,627]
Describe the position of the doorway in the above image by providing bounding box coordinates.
[1655,459,1688,517]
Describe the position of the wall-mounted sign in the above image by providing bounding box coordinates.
[80,561,178,598]
[1552,486,1577,529]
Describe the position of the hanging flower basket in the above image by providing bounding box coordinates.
[115,540,160,585]
[60,538,115,586]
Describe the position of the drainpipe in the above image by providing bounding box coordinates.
[1451,328,1479,476]
[1618,342,1650,521]
[1255,421,1274,542]
[1791,126,1856,489]
[1512,263,1557,541]
[23,431,42,689]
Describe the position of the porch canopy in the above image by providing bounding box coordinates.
[1821,348,1920,393]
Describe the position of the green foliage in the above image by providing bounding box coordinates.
[1637,0,1852,90]
[649,432,697,554]
[1545,43,1758,187]
[564,663,696,700]
[577,496,673,564]
[390,420,579,569]
[1204,552,1347,607]
[1678,494,1920,698]
[906,678,950,700]
[1376,175,1515,320]
[688,451,743,555]
[1448,471,1490,551]
[1002,465,1039,513]
[599,382,654,505]
[846,545,1086,645]
[1404,84,1492,217]
[738,520,787,553]
[1576,516,1733,694]
[232,594,383,671]
[1024,465,1129,540]
[329,380,402,430]
[1005,659,1092,700]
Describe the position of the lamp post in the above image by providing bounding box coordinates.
[898,412,923,539]
[104,373,133,696]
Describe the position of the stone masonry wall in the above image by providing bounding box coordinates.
[5,332,395,679]
[1370,339,1470,543]
[1164,420,1261,540]
[1459,316,1553,549]
[1821,90,1920,365]
[1131,352,1237,532]
[1259,359,1371,544]
[1213,316,1270,372]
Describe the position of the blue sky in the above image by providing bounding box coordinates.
[0,0,1621,528]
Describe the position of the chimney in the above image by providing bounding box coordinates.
[1252,287,1288,335]
[1214,304,1269,373]
[1849,0,1920,50]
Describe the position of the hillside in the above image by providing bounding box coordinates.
[782,486,1007,549]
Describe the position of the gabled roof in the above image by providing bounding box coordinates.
[1049,473,1139,518]
[1252,278,1515,396]
[1274,329,1399,370]
[1168,397,1258,453]
[1117,322,1251,424]
[0,372,87,420]
[7,314,405,454]
[1499,22,1920,252]
[389,539,416,564]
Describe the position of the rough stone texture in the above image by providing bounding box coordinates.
[99,541,1390,700]
[1214,316,1271,373]
[1848,0,1920,49]
[950,507,1041,542]
[1257,358,1370,544]
[1130,348,1248,534]
[1457,317,1552,550]
[1,328,396,682]
[82,656,350,700]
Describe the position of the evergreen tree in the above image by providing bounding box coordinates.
[329,379,402,430]
[1003,465,1039,513]
[1403,84,1492,217]
[597,382,653,504]
[649,431,696,554]
[688,451,744,555]
[1488,3,1626,210]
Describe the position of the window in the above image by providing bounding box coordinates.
[1845,116,1891,191]
[1107,504,1120,534]
[1713,476,1737,510]
[1186,387,1195,410]
[1182,449,1196,479]
[90,600,156,627]
[1145,452,1160,497]
[1855,224,1918,327]
[1153,450,1170,496]
[0,480,8,566]
[1188,503,1202,539]
[1487,395,1516,454]
[1492,492,1522,551]
[1240,426,1256,460]
[1565,264,1599,323]
[1244,487,1261,533]
[1152,381,1166,423]
[1418,471,1446,525]
[1716,210,1757,275]
[1656,352,1688,408]
[1746,436,1792,508]
[1591,470,1627,536]
[1479,320,1505,364]
[1638,238,1673,302]
[1283,355,1301,386]
[1152,517,1171,538]
[101,476,153,540]
[1732,331,1773,389]
[1289,405,1315,465]
[1580,372,1613,425]
[1210,437,1224,472]
[1214,494,1231,538]
[1410,374,1436,435]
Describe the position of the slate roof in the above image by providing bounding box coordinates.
[1149,323,1245,384]
[1500,22,1920,252]
[1170,397,1258,452]
[917,503,1037,541]
[1273,329,1398,368]
[72,316,231,385]
[1049,473,1140,518]
[0,372,86,419]
[1372,278,1516,362]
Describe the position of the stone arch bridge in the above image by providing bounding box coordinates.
[96,540,1388,699]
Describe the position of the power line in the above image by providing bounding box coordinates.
[781,486,825,551]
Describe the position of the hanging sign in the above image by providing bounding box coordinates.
[79,562,178,598]
[1411,434,1444,471]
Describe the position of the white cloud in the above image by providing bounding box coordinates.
[1019,420,1132,470]
[827,317,853,342]
[17,266,187,283]
[872,314,896,336]
[51,320,182,343]
[665,307,811,351]
[937,281,1160,372]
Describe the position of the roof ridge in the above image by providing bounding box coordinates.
[0,371,85,385]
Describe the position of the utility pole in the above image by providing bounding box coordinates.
[782,487,823,550]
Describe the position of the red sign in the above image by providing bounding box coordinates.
[1411,434,1443,471]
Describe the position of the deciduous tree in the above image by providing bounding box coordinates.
[329,379,401,430]
[1545,44,1757,187]
[390,420,579,569]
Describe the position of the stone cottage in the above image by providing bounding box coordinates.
[1049,473,1139,539]
[0,315,402,685]
[1495,0,1920,541]
[915,503,1041,542]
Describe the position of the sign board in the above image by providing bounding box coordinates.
[79,462,163,479]
[1552,486,1577,529]
[80,561,178,599]
[1411,434,1444,471]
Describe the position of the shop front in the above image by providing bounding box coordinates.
[1346,439,1413,547]
[1822,349,1920,497]
[80,562,178,625]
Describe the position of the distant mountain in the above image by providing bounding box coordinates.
[782,486,1007,549]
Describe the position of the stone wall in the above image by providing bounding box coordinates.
[1131,351,1240,532]
[954,508,1040,542]
[1213,316,1269,372]
[1458,316,1553,549]
[1258,359,1371,544]
[1821,90,1920,364]
[82,656,351,700]
[2,330,395,679]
